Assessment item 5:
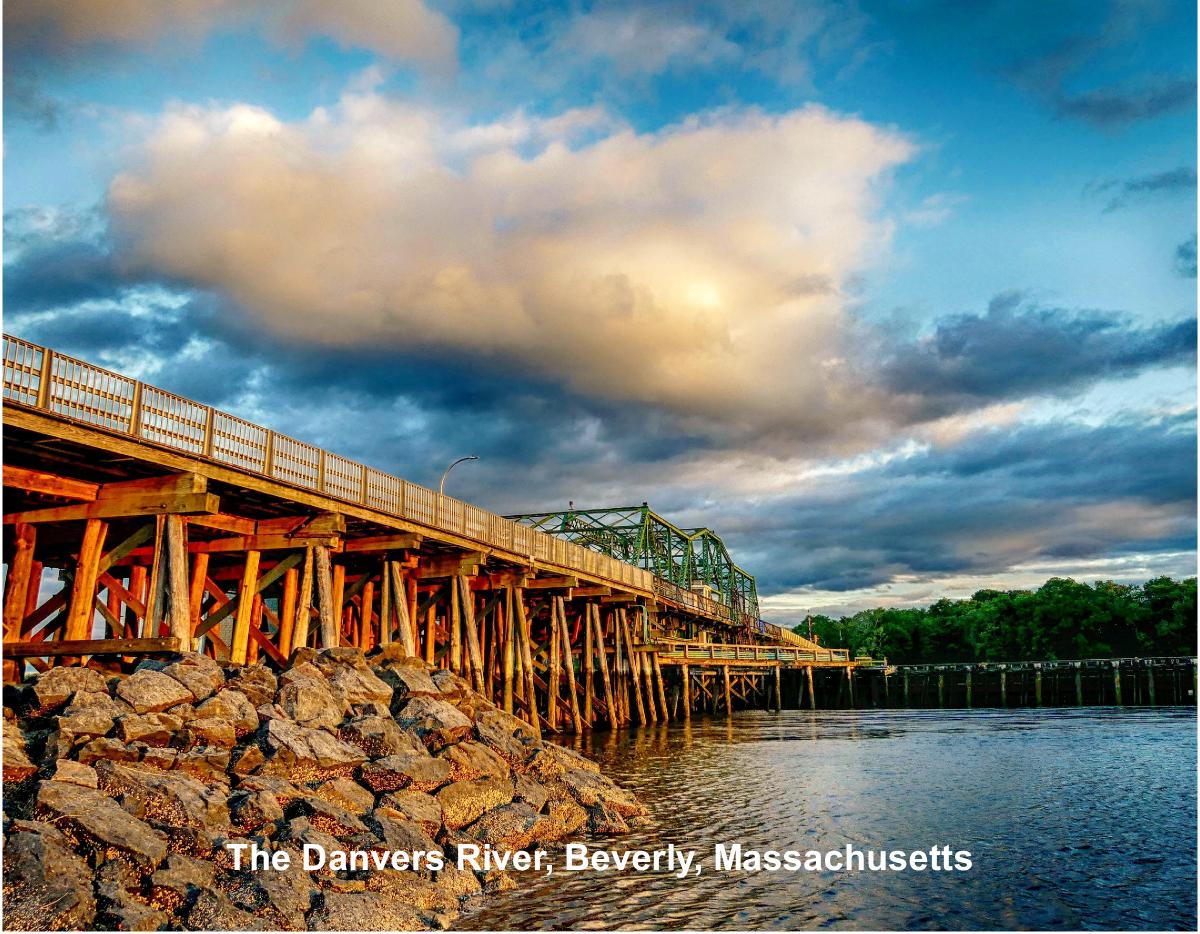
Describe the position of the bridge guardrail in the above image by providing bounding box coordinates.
[655,639,850,664]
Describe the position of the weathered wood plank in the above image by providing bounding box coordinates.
[5,637,180,658]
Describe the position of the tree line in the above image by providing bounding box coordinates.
[795,576,1197,664]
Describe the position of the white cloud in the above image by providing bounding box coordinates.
[107,89,914,425]
[4,0,458,74]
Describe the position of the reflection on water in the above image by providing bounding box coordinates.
[457,708,1197,930]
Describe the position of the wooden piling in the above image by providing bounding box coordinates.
[1001,670,1008,707]
[1112,663,1123,705]
[773,664,782,712]
[1035,668,1043,706]
[503,588,516,715]
[582,604,595,722]
[547,598,561,731]
[163,515,190,648]
[1147,663,1157,706]
[458,576,485,692]
[681,662,691,719]
[806,665,816,710]
[313,545,337,648]
[230,550,261,665]
[557,598,584,733]
[593,606,616,727]
[449,576,462,674]
[722,664,732,715]
[653,652,670,721]
[512,588,540,739]
[965,669,973,709]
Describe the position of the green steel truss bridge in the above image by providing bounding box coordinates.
[507,504,760,620]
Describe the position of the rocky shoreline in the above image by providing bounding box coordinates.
[2,647,646,930]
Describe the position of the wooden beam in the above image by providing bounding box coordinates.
[343,533,423,552]
[194,551,304,638]
[525,575,579,590]
[5,491,220,525]
[187,513,257,536]
[314,545,337,649]
[3,466,99,501]
[3,523,37,642]
[412,553,486,579]
[164,515,191,648]
[100,473,207,496]
[258,512,346,536]
[5,637,180,658]
[229,550,262,665]
[572,586,611,597]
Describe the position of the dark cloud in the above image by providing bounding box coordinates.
[1087,166,1197,212]
[875,292,1196,415]
[1055,77,1197,127]
[1175,235,1198,278]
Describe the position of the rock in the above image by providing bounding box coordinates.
[511,772,550,812]
[314,776,376,815]
[430,669,472,697]
[544,799,589,837]
[588,802,631,834]
[186,715,237,748]
[116,669,194,714]
[360,750,450,794]
[150,852,217,911]
[277,674,343,730]
[309,892,429,931]
[555,767,644,817]
[225,665,278,707]
[286,795,369,838]
[365,869,459,914]
[50,759,99,788]
[174,745,233,783]
[434,860,483,898]
[95,879,169,931]
[339,714,424,758]
[464,801,550,850]
[377,789,443,836]
[531,739,602,774]
[116,711,182,745]
[368,811,441,856]
[439,740,511,782]
[34,780,167,870]
[376,662,440,700]
[3,820,97,930]
[264,719,366,781]
[435,776,514,830]
[30,665,110,714]
[231,743,266,776]
[237,857,317,929]
[234,774,308,805]
[230,788,284,833]
[139,746,179,771]
[329,665,394,706]
[162,654,225,701]
[479,868,518,893]
[96,761,231,835]
[394,696,472,751]
[2,721,37,782]
[187,889,268,931]
[474,708,539,766]
[76,736,139,766]
[196,689,259,737]
[56,697,119,741]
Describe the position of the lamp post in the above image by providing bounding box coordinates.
[438,455,479,496]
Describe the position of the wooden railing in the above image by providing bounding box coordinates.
[655,639,850,665]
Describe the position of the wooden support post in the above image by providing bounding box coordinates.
[513,589,541,739]
[313,545,337,649]
[620,610,647,724]
[247,594,263,664]
[188,553,210,650]
[378,558,392,646]
[1035,668,1043,706]
[582,604,595,723]
[164,515,191,648]
[1147,664,1157,706]
[331,563,346,621]
[773,664,782,712]
[557,598,584,733]
[593,605,617,727]
[965,669,973,709]
[1073,667,1082,706]
[3,523,36,679]
[547,598,562,730]
[359,580,374,651]
[653,652,669,722]
[458,575,485,692]
[1001,670,1008,707]
[65,519,108,642]
[449,577,463,674]
[392,563,418,658]
[846,667,855,708]
[806,665,816,710]
[937,672,945,708]
[292,547,314,651]
[278,566,298,658]
[503,588,516,715]
[1112,663,1123,705]
[230,550,262,665]
[722,664,732,716]
[681,662,691,719]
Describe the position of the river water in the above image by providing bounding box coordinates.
[457,708,1196,930]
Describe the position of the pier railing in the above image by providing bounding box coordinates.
[655,639,850,665]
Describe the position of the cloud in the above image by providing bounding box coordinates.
[104,91,914,428]
[1055,77,1197,127]
[3,0,458,74]
[875,291,1196,417]
[1175,235,1198,278]
[1087,166,1197,212]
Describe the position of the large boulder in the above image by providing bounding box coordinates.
[438,739,511,782]
[95,761,231,834]
[473,708,540,767]
[30,666,110,715]
[435,776,514,830]
[393,696,472,751]
[33,781,168,870]
[376,789,443,837]
[339,714,423,758]
[464,801,551,851]
[161,654,226,702]
[2,721,37,782]
[196,689,259,738]
[308,892,429,932]
[263,719,366,781]
[116,669,194,714]
[3,820,97,930]
[277,673,344,731]
[359,751,450,794]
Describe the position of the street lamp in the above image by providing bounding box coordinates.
[439,455,479,495]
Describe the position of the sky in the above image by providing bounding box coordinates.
[3,0,1196,623]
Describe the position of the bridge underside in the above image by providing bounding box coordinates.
[3,405,850,732]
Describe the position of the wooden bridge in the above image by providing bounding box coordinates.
[1,334,850,732]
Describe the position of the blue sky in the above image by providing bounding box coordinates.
[4,0,1196,620]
